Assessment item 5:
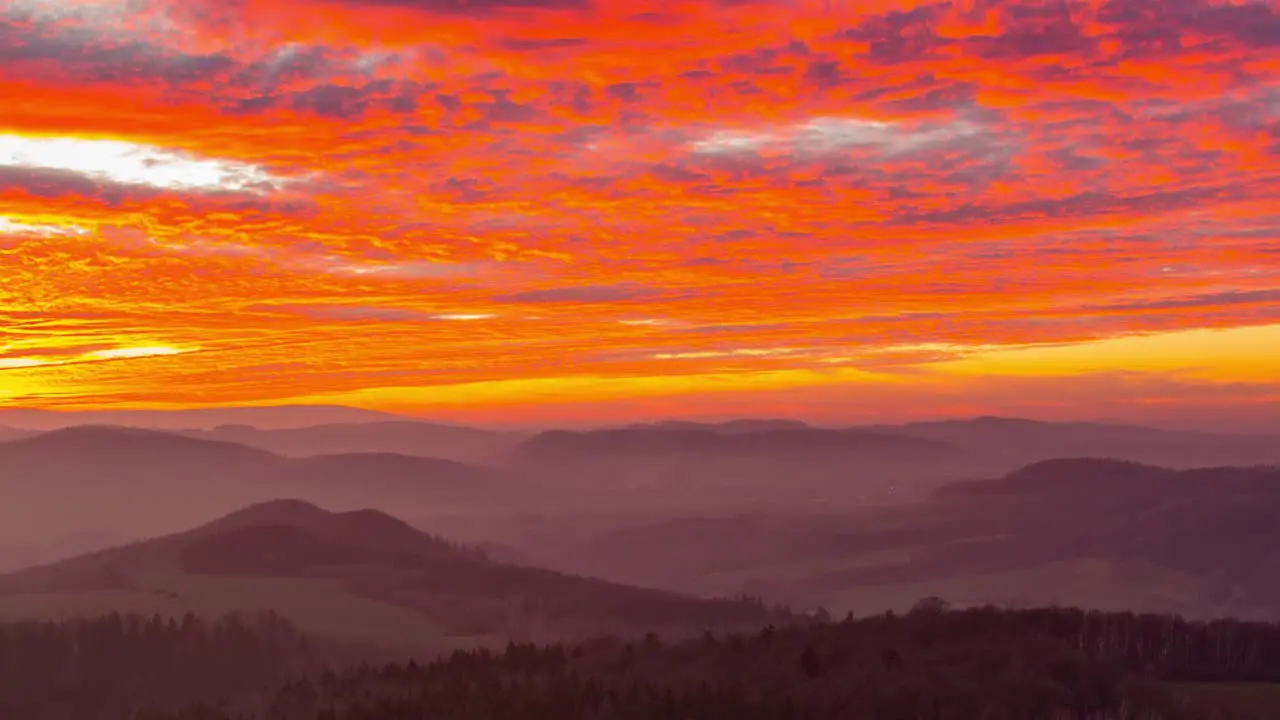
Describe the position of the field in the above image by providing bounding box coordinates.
[1170,683,1280,716]
[0,572,451,651]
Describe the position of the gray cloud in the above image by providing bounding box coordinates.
[0,14,427,120]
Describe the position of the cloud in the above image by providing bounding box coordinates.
[499,38,586,52]
[252,304,494,322]
[0,215,88,237]
[325,0,589,14]
[0,134,284,195]
[0,344,193,371]
[496,283,681,304]
[1099,0,1280,52]
[652,347,805,360]
[1097,289,1280,312]
[3,0,1278,421]
[689,115,987,158]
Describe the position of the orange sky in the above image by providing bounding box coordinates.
[0,0,1277,427]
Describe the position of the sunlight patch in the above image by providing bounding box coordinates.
[86,346,186,361]
[0,344,189,371]
[0,215,88,237]
[0,134,284,194]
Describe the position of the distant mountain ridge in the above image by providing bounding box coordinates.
[186,421,525,463]
[876,416,1280,469]
[6,416,1280,615]
[0,426,529,570]
[6,415,1276,558]
[518,426,957,458]
[506,417,1280,510]
[0,425,36,442]
[512,457,1280,622]
[623,419,814,433]
[507,426,972,508]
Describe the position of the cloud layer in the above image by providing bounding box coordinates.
[1,0,1277,425]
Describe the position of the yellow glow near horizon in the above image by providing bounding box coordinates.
[932,325,1280,382]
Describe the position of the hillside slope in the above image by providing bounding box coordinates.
[0,499,786,650]
[880,417,1280,469]
[516,459,1280,620]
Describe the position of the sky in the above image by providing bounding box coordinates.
[0,0,1277,429]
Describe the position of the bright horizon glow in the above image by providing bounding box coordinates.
[1,0,1276,429]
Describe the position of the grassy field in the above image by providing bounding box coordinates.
[0,572,448,651]
[1169,682,1280,716]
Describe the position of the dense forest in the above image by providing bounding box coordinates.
[12,603,1280,719]
[0,612,345,720]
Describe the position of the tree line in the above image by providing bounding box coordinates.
[9,603,1280,720]
[0,612,337,720]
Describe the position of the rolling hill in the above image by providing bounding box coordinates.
[504,417,1280,510]
[877,416,1280,470]
[508,426,975,508]
[0,427,283,549]
[0,426,529,570]
[0,426,35,442]
[512,459,1280,621]
[185,421,525,463]
[0,499,786,651]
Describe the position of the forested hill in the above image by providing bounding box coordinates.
[0,499,788,648]
[75,605,1280,720]
[0,612,336,720]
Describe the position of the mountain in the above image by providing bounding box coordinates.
[510,458,1280,621]
[917,459,1280,615]
[0,427,526,571]
[508,427,971,509]
[0,427,284,552]
[877,416,1280,469]
[0,405,409,430]
[625,418,814,433]
[0,500,786,651]
[520,427,954,460]
[185,421,525,463]
[0,425,35,442]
